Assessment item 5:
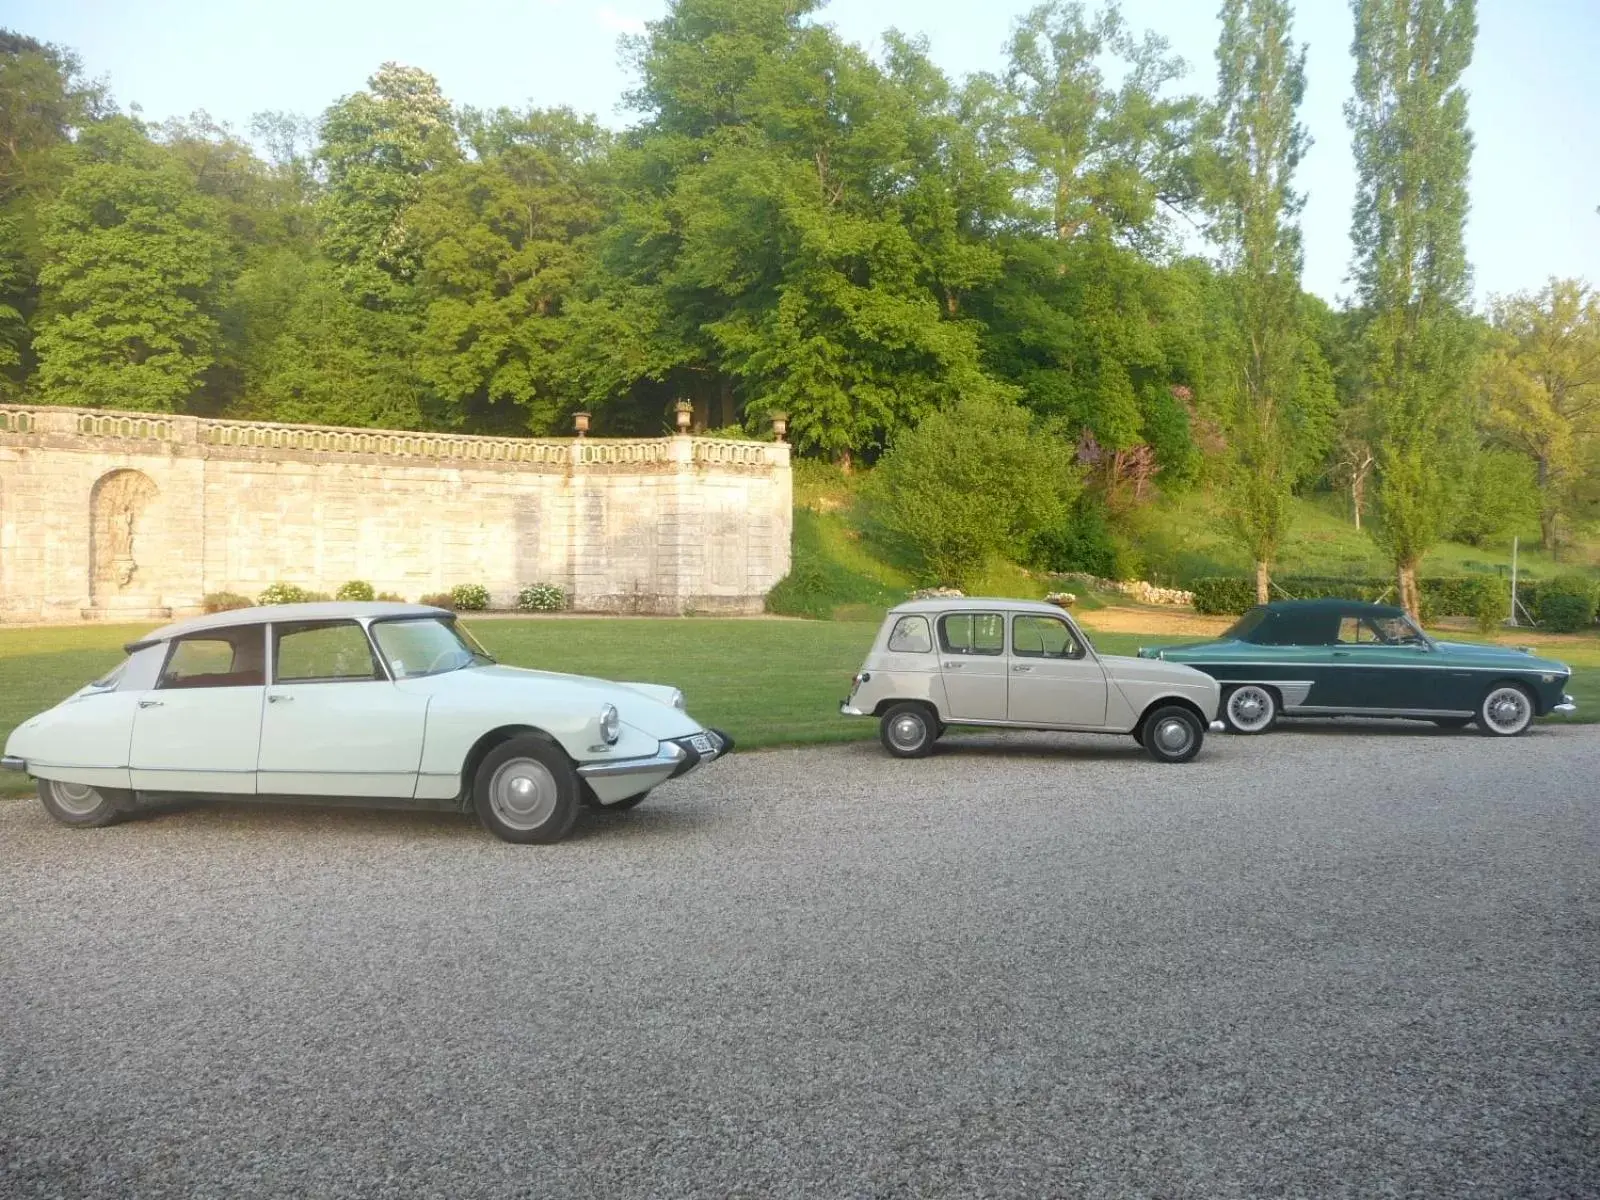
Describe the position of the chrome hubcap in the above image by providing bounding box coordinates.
[1483,688,1529,734]
[1228,687,1273,731]
[889,714,926,749]
[1155,718,1193,753]
[488,759,559,830]
[48,780,103,816]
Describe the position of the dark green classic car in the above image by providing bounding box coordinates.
[1139,599,1576,736]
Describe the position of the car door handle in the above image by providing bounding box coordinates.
[138,698,163,708]
[1331,650,1350,657]
[267,693,293,703]
[943,662,963,669]
[1012,664,1033,673]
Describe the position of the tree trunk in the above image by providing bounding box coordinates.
[1351,473,1363,530]
[1398,561,1420,621]
[1255,559,1270,605]
[835,449,853,473]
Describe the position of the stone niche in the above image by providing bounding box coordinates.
[0,406,793,622]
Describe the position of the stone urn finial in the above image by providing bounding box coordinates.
[572,411,590,438]
[674,398,693,433]
[770,411,789,443]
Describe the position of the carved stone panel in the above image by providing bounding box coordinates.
[90,469,159,607]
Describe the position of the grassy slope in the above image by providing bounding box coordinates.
[2,616,1592,799]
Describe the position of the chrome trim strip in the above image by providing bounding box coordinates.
[1195,660,1554,673]
[130,764,255,774]
[576,742,687,778]
[30,758,136,770]
[1223,679,1314,708]
[253,768,417,776]
[1284,705,1475,718]
[1,755,26,772]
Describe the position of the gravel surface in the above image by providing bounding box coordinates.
[2,723,1597,1199]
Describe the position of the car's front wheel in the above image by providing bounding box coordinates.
[473,735,580,844]
[1477,684,1535,737]
[1141,705,1204,763]
[1221,684,1277,734]
[37,778,127,828]
[879,702,939,758]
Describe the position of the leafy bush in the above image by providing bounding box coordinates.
[1450,450,1542,546]
[419,592,457,610]
[304,591,332,602]
[450,583,491,611]
[258,582,309,605]
[517,583,566,612]
[1536,575,1597,632]
[376,591,405,602]
[1469,576,1511,634]
[202,591,253,614]
[1033,496,1118,578]
[1192,578,1259,615]
[336,579,375,602]
[865,396,1079,590]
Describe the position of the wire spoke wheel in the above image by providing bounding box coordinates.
[1479,686,1533,737]
[1224,685,1277,734]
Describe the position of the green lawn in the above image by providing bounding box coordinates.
[1,616,1594,798]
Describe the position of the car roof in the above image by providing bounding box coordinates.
[1257,598,1408,619]
[134,601,453,646]
[889,597,1073,618]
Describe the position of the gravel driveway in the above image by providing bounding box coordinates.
[2,725,1596,1198]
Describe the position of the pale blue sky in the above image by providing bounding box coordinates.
[3,0,1596,305]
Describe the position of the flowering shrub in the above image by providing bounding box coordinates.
[909,587,964,601]
[336,580,375,602]
[517,583,567,612]
[1044,592,1077,608]
[450,583,491,611]
[258,582,309,605]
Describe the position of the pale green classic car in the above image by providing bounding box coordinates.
[2,602,730,843]
[1140,599,1576,736]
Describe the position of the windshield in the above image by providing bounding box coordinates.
[371,617,494,679]
[1222,608,1270,642]
[1371,614,1429,646]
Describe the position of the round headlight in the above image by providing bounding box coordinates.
[600,703,620,745]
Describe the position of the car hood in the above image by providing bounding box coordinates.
[398,664,703,739]
[1136,639,1231,660]
[1099,653,1219,691]
[1428,640,1570,672]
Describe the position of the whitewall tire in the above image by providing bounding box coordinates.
[1478,685,1534,737]
[1222,684,1278,734]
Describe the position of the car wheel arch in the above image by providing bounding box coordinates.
[1482,677,1542,716]
[458,725,563,802]
[1133,694,1208,738]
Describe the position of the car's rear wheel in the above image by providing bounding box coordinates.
[473,735,579,844]
[1140,705,1204,764]
[37,778,126,828]
[1477,684,1534,737]
[879,702,938,758]
[1221,684,1277,734]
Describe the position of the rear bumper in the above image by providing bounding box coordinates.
[1208,720,1225,733]
[840,701,866,716]
[1,755,25,772]
[1553,694,1577,715]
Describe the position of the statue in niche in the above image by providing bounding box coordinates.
[90,470,159,602]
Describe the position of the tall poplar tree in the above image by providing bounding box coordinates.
[1346,0,1477,618]
[1206,0,1310,603]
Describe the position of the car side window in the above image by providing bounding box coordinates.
[1012,615,1083,659]
[157,628,267,690]
[273,621,383,684]
[938,613,1004,656]
[1339,617,1378,644]
[886,615,933,654]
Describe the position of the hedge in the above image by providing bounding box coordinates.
[1191,574,1565,624]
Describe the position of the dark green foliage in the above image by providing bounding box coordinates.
[1033,495,1118,577]
[1193,574,1536,620]
[1469,575,1509,634]
[1449,449,1541,546]
[1537,575,1597,633]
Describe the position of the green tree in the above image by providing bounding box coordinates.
[1482,278,1600,554]
[867,395,1080,588]
[1204,0,1312,603]
[33,117,228,410]
[410,107,610,432]
[1346,0,1478,618]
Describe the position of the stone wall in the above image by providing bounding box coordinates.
[0,406,792,621]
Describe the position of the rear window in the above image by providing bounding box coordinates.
[886,615,933,653]
[938,613,1004,656]
[157,627,266,689]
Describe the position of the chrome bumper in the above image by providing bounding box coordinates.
[1,755,25,772]
[1553,694,1577,715]
[839,701,866,716]
[575,729,731,779]
[1208,720,1225,732]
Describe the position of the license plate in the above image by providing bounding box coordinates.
[689,733,715,755]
